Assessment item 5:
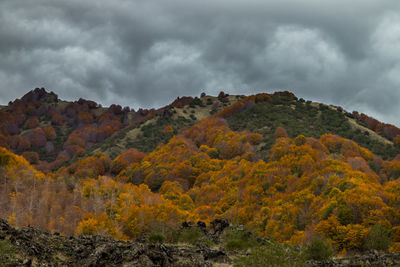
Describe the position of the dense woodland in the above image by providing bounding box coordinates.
[2,89,400,256]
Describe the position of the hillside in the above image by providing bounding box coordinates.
[0,89,244,171]
[1,88,399,171]
[225,92,398,159]
[0,88,145,171]
[83,94,241,159]
[3,89,400,264]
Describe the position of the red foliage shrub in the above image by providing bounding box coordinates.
[24,116,39,129]
[111,148,146,175]
[51,112,64,126]
[44,126,57,140]
[29,128,47,147]
[17,137,31,151]
[274,127,288,139]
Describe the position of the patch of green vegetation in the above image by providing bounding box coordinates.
[189,97,204,107]
[365,224,392,251]
[222,226,307,266]
[221,227,259,251]
[234,240,307,267]
[178,227,207,245]
[148,233,165,244]
[53,125,72,151]
[304,237,334,261]
[227,97,399,159]
[0,240,16,266]
[131,115,194,153]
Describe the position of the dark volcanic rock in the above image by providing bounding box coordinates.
[181,221,195,228]
[0,219,230,266]
[209,219,229,238]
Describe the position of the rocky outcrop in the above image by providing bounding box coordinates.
[0,219,230,266]
[181,219,230,241]
[20,88,58,103]
[209,219,229,238]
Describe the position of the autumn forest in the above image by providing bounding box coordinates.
[2,88,400,255]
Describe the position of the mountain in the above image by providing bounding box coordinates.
[1,88,398,171]
[2,88,400,264]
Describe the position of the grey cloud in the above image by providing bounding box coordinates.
[0,0,400,125]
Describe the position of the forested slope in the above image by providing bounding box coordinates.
[2,89,400,260]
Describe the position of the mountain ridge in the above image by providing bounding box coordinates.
[1,88,398,168]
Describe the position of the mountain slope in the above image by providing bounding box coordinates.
[0,88,153,171]
[3,89,400,257]
[224,92,398,159]
[81,94,241,159]
[1,88,398,171]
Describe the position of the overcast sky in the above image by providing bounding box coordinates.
[1,0,400,125]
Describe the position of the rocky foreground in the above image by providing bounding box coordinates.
[2,218,400,266]
[0,219,231,266]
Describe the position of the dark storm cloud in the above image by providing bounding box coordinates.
[1,0,400,125]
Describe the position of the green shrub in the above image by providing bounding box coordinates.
[305,237,334,261]
[365,224,392,251]
[221,228,258,252]
[148,233,165,243]
[234,242,307,267]
[0,240,16,266]
[178,227,205,245]
[337,205,354,225]
[190,97,204,107]
[226,239,248,251]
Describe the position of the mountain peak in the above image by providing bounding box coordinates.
[19,87,58,104]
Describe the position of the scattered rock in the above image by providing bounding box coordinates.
[181,221,195,228]
[209,219,229,238]
[197,221,207,234]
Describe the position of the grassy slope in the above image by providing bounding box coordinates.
[226,94,399,160]
[80,95,240,159]
[60,92,399,163]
